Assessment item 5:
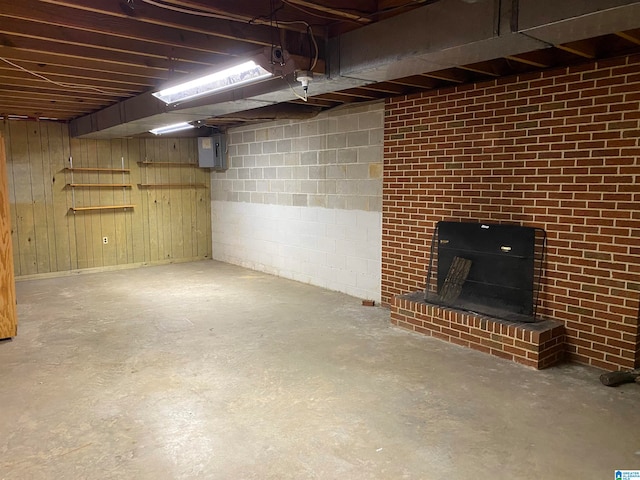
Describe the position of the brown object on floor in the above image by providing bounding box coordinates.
[362,299,375,306]
[599,369,640,387]
[439,256,472,303]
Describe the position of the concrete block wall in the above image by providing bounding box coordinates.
[211,102,383,301]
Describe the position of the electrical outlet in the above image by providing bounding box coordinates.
[103,236,108,245]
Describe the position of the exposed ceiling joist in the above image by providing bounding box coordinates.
[0,34,203,73]
[283,0,372,23]
[36,0,277,49]
[555,39,597,59]
[421,69,467,84]
[457,61,503,77]
[0,89,124,108]
[0,92,108,108]
[0,48,185,80]
[387,76,440,89]
[0,82,127,102]
[0,66,153,90]
[0,67,149,91]
[0,99,96,112]
[334,88,382,99]
[1,103,94,116]
[358,83,408,94]
[616,30,640,45]
[0,18,230,65]
[505,54,550,69]
[315,90,377,101]
[2,0,640,132]
[129,0,318,33]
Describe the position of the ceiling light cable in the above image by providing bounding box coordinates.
[0,57,111,94]
[275,21,318,71]
[308,25,318,70]
[140,1,318,71]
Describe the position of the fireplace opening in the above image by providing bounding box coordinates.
[424,221,546,323]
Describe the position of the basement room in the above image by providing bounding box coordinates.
[1,0,639,478]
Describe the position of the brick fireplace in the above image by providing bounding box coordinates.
[383,54,640,370]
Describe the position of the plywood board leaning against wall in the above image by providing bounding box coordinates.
[0,133,18,338]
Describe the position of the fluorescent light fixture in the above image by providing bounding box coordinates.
[149,122,195,135]
[153,60,273,105]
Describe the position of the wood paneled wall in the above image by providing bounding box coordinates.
[0,133,18,338]
[2,120,211,277]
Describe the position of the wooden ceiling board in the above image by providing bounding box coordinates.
[0,83,127,102]
[0,33,206,73]
[38,0,278,49]
[0,68,148,92]
[0,18,231,66]
[0,47,190,80]
[0,94,109,110]
[0,63,156,89]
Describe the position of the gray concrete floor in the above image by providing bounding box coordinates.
[1,260,639,479]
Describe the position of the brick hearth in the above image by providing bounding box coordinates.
[392,293,565,369]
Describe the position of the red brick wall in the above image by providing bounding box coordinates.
[383,54,640,370]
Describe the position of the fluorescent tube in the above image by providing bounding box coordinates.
[149,122,195,135]
[153,60,273,105]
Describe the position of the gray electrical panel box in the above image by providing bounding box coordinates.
[198,134,226,170]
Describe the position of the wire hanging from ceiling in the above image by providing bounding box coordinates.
[136,0,321,101]
[0,57,111,94]
[137,0,318,70]
[269,0,278,68]
[266,0,317,98]
[259,19,316,71]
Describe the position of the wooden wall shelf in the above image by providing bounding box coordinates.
[138,161,198,167]
[65,167,130,173]
[67,183,133,188]
[66,156,133,212]
[138,183,207,188]
[70,205,135,212]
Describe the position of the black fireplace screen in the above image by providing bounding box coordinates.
[424,221,546,323]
